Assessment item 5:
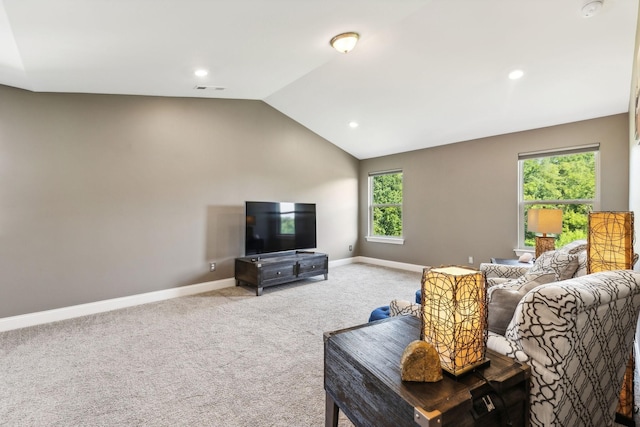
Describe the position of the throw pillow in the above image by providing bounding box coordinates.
[487,272,556,336]
[558,239,587,255]
[518,253,533,263]
[574,250,587,277]
[528,250,579,281]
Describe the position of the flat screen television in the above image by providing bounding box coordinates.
[245,201,317,255]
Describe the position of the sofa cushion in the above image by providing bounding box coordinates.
[487,277,510,287]
[528,250,579,281]
[390,299,421,317]
[487,272,556,336]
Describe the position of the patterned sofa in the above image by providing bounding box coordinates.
[388,241,640,427]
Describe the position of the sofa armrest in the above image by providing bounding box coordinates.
[487,332,529,364]
[510,270,640,364]
[480,262,531,280]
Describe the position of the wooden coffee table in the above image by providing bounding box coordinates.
[324,316,530,427]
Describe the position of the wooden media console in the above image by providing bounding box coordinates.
[234,251,328,296]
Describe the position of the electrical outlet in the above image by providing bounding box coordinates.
[209,262,216,272]
[468,256,474,264]
[349,245,353,251]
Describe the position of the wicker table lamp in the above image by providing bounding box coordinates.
[421,266,488,377]
[587,211,636,424]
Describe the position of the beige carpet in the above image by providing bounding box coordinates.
[0,263,421,426]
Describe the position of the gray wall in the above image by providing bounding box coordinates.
[359,114,630,267]
[1,82,631,319]
[0,85,359,318]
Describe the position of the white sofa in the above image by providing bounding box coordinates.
[389,242,640,427]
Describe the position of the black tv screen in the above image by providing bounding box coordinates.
[245,201,317,255]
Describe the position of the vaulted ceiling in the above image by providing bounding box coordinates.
[0,0,637,159]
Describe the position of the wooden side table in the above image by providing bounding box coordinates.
[324,316,530,427]
[490,258,533,267]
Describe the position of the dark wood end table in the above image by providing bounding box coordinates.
[324,316,530,427]
[490,258,533,267]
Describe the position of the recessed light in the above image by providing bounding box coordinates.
[194,69,208,77]
[581,0,603,18]
[349,121,359,129]
[508,69,524,80]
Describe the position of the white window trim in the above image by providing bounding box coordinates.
[367,169,404,244]
[365,236,405,245]
[516,144,600,251]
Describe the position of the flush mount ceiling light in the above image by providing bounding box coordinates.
[330,32,359,54]
[194,69,208,77]
[349,121,359,129]
[581,0,604,17]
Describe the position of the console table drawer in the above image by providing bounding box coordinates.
[262,265,296,282]
[298,258,326,275]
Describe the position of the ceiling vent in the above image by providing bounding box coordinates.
[193,85,226,91]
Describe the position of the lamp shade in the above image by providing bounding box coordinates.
[587,211,634,273]
[528,208,563,235]
[421,266,488,376]
[587,211,636,421]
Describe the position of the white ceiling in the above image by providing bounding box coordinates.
[0,0,637,159]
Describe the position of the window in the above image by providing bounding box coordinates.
[367,170,404,244]
[518,145,599,249]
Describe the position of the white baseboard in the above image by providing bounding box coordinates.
[0,256,422,332]
[327,257,357,268]
[353,256,426,272]
[329,256,425,272]
[0,278,235,332]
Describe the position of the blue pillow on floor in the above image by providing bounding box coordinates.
[368,305,390,322]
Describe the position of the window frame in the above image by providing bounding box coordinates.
[365,169,405,245]
[277,202,295,236]
[517,144,600,251]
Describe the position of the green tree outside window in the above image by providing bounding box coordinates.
[370,172,403,237]
[279,202,295,235]
[521,152,596,248]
